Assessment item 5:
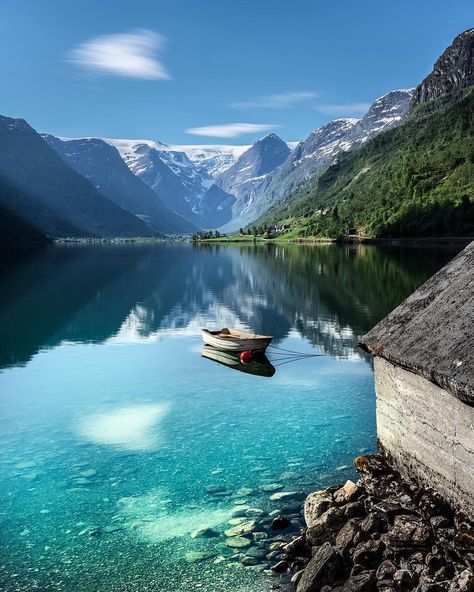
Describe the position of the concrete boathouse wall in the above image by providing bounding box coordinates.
[360,241,474,519]
[374,357,474,518]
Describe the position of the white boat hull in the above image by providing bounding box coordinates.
[201,329,272,353]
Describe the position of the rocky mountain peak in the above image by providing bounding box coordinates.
[412,28,474,106]
[348,89,414,141]
[216,134,290,190]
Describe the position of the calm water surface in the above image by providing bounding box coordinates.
[0,243,461,592]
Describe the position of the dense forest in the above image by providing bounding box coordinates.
[257,90,474,238]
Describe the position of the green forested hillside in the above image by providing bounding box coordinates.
[258,90,474,238]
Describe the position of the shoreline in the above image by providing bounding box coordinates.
[192,236,473,246]
[268,454,473,591]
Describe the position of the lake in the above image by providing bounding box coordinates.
[0,242,462,592]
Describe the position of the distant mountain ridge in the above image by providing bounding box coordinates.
[43,135,196,234]
[1,28,472,242]
[219,89,414,230]
[104,139,251,226]
[0,116,158,239]
[255,28,474,239]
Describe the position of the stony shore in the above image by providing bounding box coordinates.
[270,455,474,592]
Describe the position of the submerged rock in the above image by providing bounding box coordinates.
[190,527,219,538]
[225,536,252,549]
[271,515,291,531]
[246,547,268,558]
[214,542,235,557]
[103,525,122,533]
[260,483,284,492]
[15,461,37,469]
[224,519,257,537]
[205,484,226,494]
[236,487,254,497]
[228,517,247,525]
[240,555,258,566]
[185,551,216,563]
[270,491,304,502]
[271,560,289,573]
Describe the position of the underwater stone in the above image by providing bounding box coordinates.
[228,518,247,525]
[103,525,122,533]
[80,469,97,478]
[270,491,304,501]
[271,515,291,531]
[214,543,235,557]
[185,551,216,563]
[224,519,257,537]
[260,483,283,492]
[230,507,250,517]
[190,527,219,539]
[88,528,102,537]
[15,461,37,469]
[225,536,252,549]
[205,485,226,494]
[240,556,258,566]
[236,487,254,496]
[246,547,268,558]
[245,508,266,517]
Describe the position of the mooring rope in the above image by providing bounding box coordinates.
[267,344,323,358]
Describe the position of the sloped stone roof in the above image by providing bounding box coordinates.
[359,241,474,405]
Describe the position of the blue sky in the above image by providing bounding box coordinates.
[0,0,472,144]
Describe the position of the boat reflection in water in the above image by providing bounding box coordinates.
[201,345,276,378]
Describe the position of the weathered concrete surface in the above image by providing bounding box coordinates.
[360,241,474,405]
[375,357,474,518]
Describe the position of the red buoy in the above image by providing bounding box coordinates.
[240,350,253,365]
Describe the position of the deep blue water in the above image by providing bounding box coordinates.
[0,242,461,592]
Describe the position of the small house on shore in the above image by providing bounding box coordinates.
[359,241,474,518]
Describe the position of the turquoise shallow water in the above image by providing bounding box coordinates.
[0,243,461,592]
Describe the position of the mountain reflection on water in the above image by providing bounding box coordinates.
[0,242,461,370]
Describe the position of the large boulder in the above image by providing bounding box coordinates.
[336,519,362,560]
[305,489,336,526]
[351,540,385,569]
[334,481,361,505]
[307,507,346,546]
[342,571,376,592]
[296,543,342,592]
[383,515,431,552]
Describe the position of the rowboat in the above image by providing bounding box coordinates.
[201,328,273,353]
[201,346,275,377]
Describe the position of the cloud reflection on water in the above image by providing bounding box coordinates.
[78,403,170,451]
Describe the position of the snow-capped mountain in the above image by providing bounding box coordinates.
[0,117,160,239]
[168,144,251,178]
[220,88,414,230]
[214,134,291,199]
[104,139,251,225]
[42,135,197,234]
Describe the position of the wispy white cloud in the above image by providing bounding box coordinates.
[186,122,279,138]
[316,103,371,116]
[68,29,170,80]
[231,91,318,109]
